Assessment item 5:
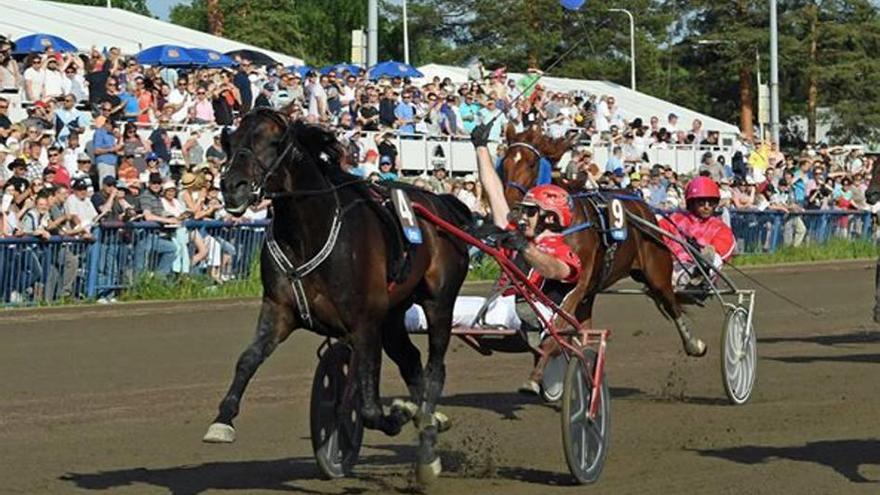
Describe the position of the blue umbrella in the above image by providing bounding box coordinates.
[285,65,314,78]
[135,44,196,67]
[367,60,423,80]
[320,63,362,76]
[187,48,236,68]
[560,0,587,10]
[13,33,77,54]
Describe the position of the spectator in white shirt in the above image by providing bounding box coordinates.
[23,55,44,102]
[41,56,66,101]
[64,179,99,230]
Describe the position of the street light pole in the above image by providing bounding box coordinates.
[367,0,378,66]
[608,8,636,91]
[402,0,410,65]
[769,0,781,144]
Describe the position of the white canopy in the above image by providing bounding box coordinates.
[417,63,740,136]
[0,0,304,66]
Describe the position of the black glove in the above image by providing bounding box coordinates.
[470,123,491,148]
[469,222,507,246]
[499,229,529,252]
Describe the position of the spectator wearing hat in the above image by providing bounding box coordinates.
[93,116,122,183]
[91,176,129,222]
[427,162,451,194]
[378,156,398,181]
[70,152,94,192]
[22,101,54,133]
[7,159,31,209]
[456,175,483,215]
[255,83,275,109]
[63,179,98,232]
[132,173,177,276]
[158,179,199,274]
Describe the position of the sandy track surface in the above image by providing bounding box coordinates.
[2,261,879,494]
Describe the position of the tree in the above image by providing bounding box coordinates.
[170,0,305,61]
[51,0,151,16]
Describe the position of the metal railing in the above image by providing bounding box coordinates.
[0,211,874,307]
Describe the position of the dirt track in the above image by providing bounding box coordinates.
[3,260,880,494]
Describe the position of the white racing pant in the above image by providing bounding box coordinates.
[673,252,724,288]
[404,295,554,333]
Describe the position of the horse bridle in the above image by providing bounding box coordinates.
[502,142,550,198]
[223,108,297,204]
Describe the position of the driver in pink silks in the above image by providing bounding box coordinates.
[658,176,736,287]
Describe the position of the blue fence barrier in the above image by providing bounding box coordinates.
[0,211,874,307]
[728,209,874,254]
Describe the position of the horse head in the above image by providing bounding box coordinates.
[220,108,294,216]
[499,123,578,206]
[220,109,342,216]
[866,161,880,205]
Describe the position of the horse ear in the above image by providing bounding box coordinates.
[505,122,518,143]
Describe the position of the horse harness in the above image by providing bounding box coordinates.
[264,182,420,329]
[265,187,345,330]
[499,142,555,196]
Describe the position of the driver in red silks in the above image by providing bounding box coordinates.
[658,176,736,286]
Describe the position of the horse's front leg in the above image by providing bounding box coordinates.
[203,297,296,443]
[352,322,409,437]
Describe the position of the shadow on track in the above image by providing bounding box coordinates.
[760,330,880,348]
[692,439,880,483]
[770,353,880,365]
[438,387,644,420]
[59,447,417,495]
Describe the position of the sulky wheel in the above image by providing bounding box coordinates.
[541,354,566,402]
[721,305,757,405]
[560,348,610,485]
[310,342,364,478]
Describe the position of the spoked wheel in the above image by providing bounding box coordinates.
[560,348,610,485]
[310,342,364,478]
[721,305,757,405]
[541,354,566,402]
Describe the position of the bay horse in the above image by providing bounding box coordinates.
[864,162,880,323]
[497,124,706,383]
[205,108,472,483]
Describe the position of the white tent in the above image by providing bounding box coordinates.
[0,0,304,66]
[417,63,740,136]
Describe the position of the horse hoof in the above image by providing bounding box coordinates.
[434,411,452,433]
[202,422,236,443]
[391,399,418,422]
[686,339,708,357]
[416,457,442,485]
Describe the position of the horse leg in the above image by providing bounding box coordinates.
[642,245,707,357]
[413,297,455,484]
[351,321,409,437]
[203,298,297,443]
[381,309,427,425]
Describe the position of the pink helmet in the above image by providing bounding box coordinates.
[521,184,573,228]
[685,176,721,202]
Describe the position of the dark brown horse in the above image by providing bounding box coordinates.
[497,124,705,383]
[206,109,471,483]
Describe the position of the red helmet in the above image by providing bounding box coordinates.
[685,176,721,202]
[521,184,573,228]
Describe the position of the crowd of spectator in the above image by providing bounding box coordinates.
[0,34,876,303]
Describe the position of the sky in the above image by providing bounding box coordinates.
[146,0,189,20]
